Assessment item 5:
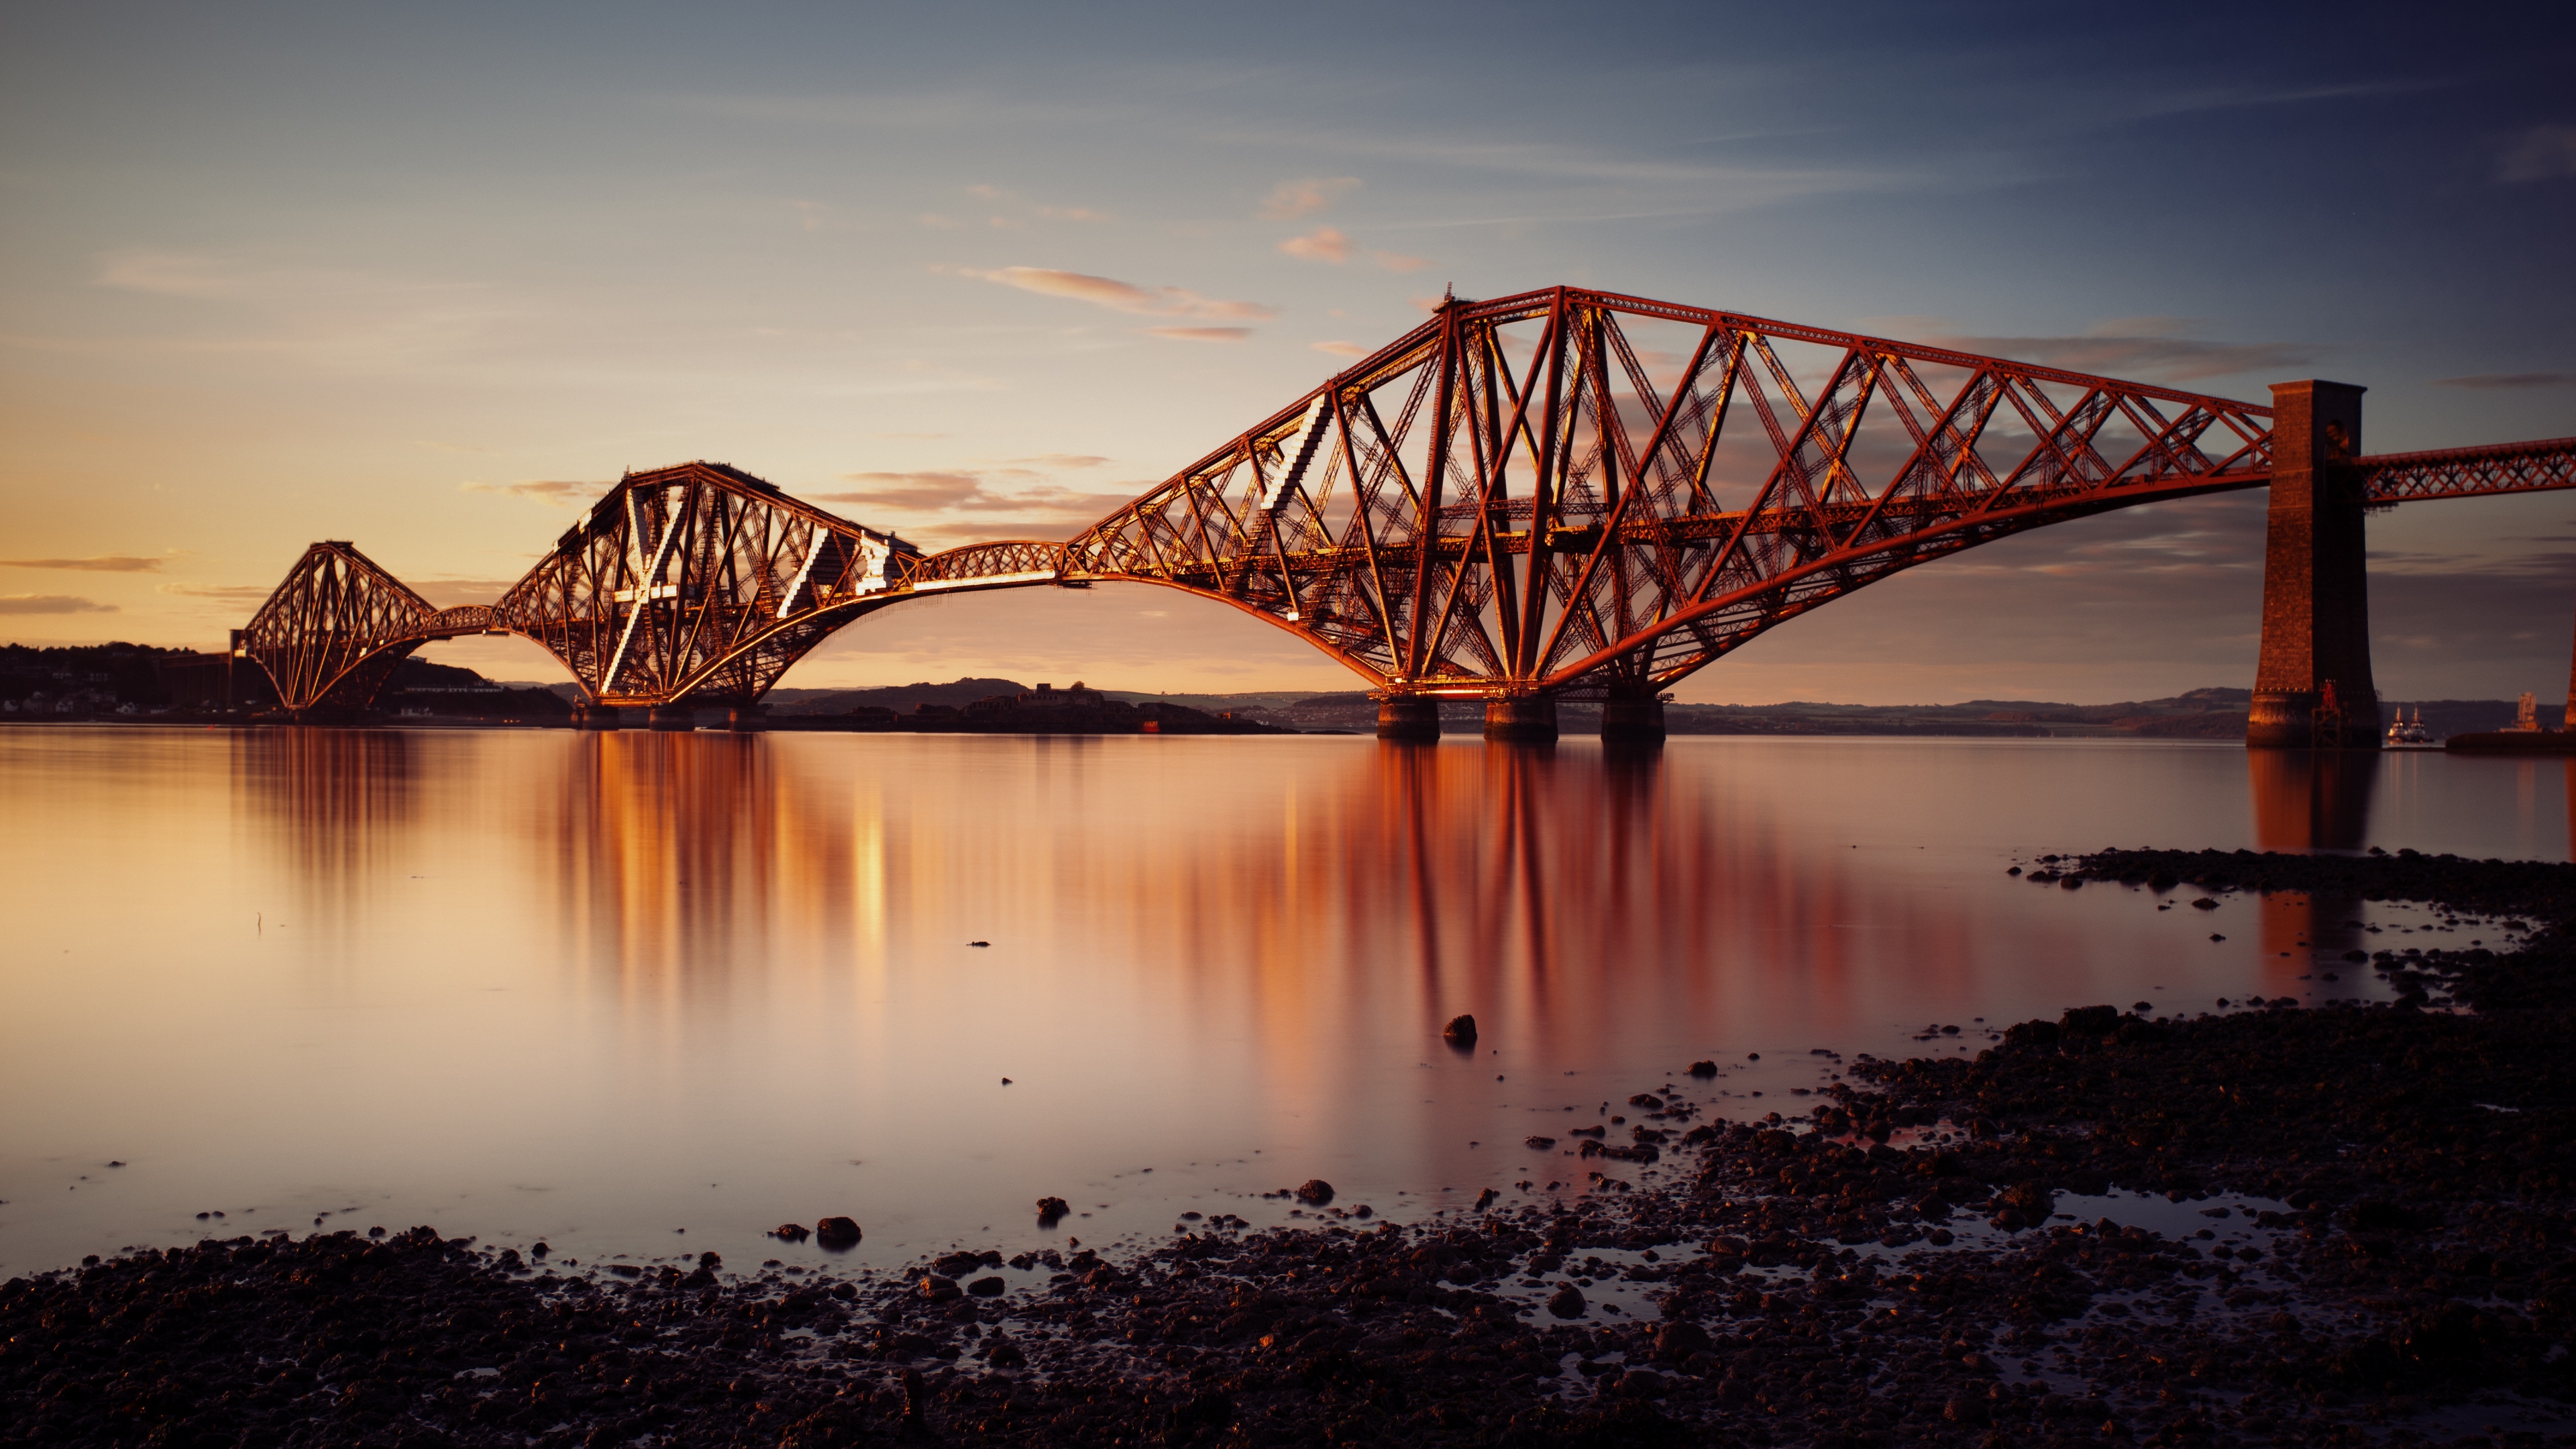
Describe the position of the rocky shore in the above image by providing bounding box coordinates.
[8,848,2575,1447]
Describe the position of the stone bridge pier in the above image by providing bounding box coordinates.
[2249,380,2380,749]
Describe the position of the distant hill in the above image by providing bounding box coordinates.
[767,678,1033,714]
[384,660,2542,740]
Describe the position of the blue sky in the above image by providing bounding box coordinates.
[3,0,2572,701]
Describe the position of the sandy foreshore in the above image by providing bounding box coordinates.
[7,848,2573,1447]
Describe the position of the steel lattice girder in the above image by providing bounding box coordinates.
[1067,287,2575,696]
[234,287,2576,713]
[1067,287,2286,694]
[2359,435,2576,502]
[239,543,443,712]
[488,462,937,708]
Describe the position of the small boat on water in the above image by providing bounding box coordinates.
[2385,707,2431,746]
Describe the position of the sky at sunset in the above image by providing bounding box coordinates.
[3,1,2573,704]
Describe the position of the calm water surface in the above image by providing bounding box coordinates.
[3,728,2567,1277]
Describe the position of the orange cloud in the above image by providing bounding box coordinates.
[963,266,1277,321]
[93,248,239,298]
[1311,340,1369,358]
[1005,453,1111,469]
[1142,327,1251,343]
[810,469,1137,547]
[1279,227,1351,264]
[0,594,116,614]
[460,480,609,506]
[0,555,168,572]
[1371,250,1431,273]
[158,584,276,605]
[1258,176,1360,220]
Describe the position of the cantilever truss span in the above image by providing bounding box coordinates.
[238,286,2576,715]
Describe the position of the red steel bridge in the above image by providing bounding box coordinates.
[237,286,2576,745]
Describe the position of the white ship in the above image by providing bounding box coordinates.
[2385,706,2431,745]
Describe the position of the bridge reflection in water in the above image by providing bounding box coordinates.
[19,726,2573,1268]
[219,734,2459,1081]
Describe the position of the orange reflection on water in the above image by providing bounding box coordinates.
[2247,749,2378,991]
[7,729,2474,1272]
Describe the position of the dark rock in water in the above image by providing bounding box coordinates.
[987,1340,1027,1368]
[698,1250,721,1269]
[1525,1135,1557,1150]
[918,1274,963,1303]
[2004,1018,2061,1047]
[2000,1181,2055,1219]
[967,1275,1007,1297]
[1913,1193,1953,1221]
[2191,897,2219,910]
[1687,1060,1718,1077]
[1627,1093,1664,1109]
[1547,1283,1587,1318]
[1036,1195,1071,1224]
[1294,1179,1334,1205]
[934,1250,986,1277]
[1473,1188,1498,1210]
[529,1241,549,1257]
[772,1222,811,1242]
[1655,1321,1713,1361]
[1442,1014,1477,1044]
[814,1216,862,1249]
[2060,1004,2120,1036]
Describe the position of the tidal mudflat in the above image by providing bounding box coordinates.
[9,849,2572,1446]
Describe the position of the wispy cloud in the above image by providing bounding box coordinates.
[0,554,168,573]
[820,470,991,511]
[460,480,610,505]
[1034,205,1109,222]
[1259,176,1360,220]
[2496,124,2576,183]
[158,584,276,605]
[1917,317,2312,384]
[1279,227,1351,264]
[1004,453,1110,469]
[811,467,1136,546]
[1279,225,1428,272]
[0,594,117,614]
[1142,327,1250,343]
[2434,371,2575,390]
[414,578,524,608]
[2128,78,2446,121]
[960,266,1276,321]
[1311,340,1371,358]
[93,248,241,298]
